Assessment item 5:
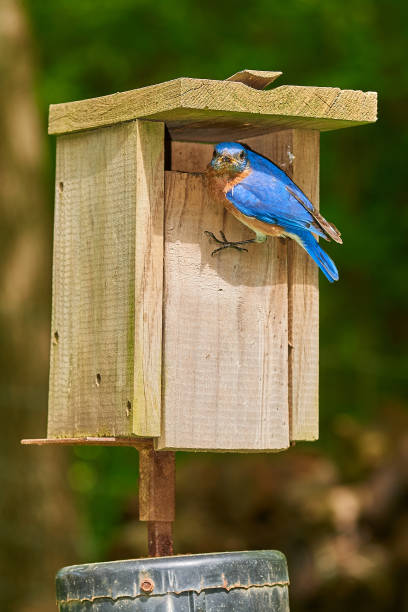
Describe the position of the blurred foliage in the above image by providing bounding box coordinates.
[13,0,408,609]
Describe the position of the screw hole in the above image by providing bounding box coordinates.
[140,579,154,594]
[95,373,101,386]
[58,181,64,192]
[126,401,132,417]
[53,330,59,344]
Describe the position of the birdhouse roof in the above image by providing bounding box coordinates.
[48,69,377,142]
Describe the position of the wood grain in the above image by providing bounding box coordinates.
[48,120,164,439]
[133,121,164,437]
[169,141,213,173]
[48,77,377,139]
[287,130,320,441]
[245,131,320,441]
[157,142,289,451]
[226,69,282,89]
[21,437,153,449]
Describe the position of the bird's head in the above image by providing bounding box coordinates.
[210,142,249,173]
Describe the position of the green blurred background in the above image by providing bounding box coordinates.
[1,0,407,610]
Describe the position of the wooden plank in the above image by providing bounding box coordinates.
[288,130,320,441]
[169,141,213,173]
[133,121,164,437]
[49,77,377,138]
[48,123,139,438]
[48,120,164,439]
[21,437,153,449]
[167,135,318,446]
[226,69,282,89]
[157,142,289,451]
[245,131,320,441]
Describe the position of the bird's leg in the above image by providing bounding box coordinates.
[204,230,257,256]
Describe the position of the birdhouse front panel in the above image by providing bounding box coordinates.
[46,72,376,452]
[159,169,289,451]
[156,132,320,451]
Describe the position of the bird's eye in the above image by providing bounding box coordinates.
[239,150,246,160]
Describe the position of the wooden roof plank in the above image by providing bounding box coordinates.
[48,77,377,137]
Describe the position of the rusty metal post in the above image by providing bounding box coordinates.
[147,521,174,557]
[139,448,175,557]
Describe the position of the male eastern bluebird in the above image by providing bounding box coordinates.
[205,142,342,282]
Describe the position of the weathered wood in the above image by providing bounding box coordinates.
[287,130,320,441]
[157,138,289,451]
[226,69,282,89]
[133,121,164,437]
[21,437,153,449]
[139,449,175,522]
[49,76,377,139]
[170,133,320,443]
[169,141,213,173]
[48,122,137,438]
[48,120,164,439]
[245,131,320,441]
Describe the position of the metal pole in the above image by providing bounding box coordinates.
[139,448,175,557]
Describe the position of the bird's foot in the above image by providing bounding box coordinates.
[204,230,255,256]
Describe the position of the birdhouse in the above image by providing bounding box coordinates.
[44,70,377,453]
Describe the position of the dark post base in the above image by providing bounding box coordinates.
[56,550,290,611]
[147,521,174,557]
[139,449,175,557]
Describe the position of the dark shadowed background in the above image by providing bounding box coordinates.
[1,0,407,610]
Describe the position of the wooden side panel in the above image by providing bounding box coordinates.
[133,121,164,436]
[288,130,319,440]
[157,158,289,451]
[48,120,164,438]
[246,131,320,441]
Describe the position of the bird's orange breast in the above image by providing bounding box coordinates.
[206,164,285,237]
[206,165,251,204]
[223,167,252,193]
[205,165,228,204]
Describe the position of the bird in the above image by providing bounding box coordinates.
[205,142,342,282]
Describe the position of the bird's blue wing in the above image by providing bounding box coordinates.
[247,150,315,212]
[225,169,326,238]
[238,150,342,243]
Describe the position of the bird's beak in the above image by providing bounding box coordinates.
[212,155,229,169]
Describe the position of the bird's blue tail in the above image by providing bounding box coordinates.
[297,231,339,282]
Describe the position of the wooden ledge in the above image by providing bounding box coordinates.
[48,70,377,141]
[21,437,153,450]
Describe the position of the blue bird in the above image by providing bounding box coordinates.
[205,142,342,282]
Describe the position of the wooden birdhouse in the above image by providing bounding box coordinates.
[42,70,376,454]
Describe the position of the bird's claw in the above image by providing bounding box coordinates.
[204,230,249,256]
